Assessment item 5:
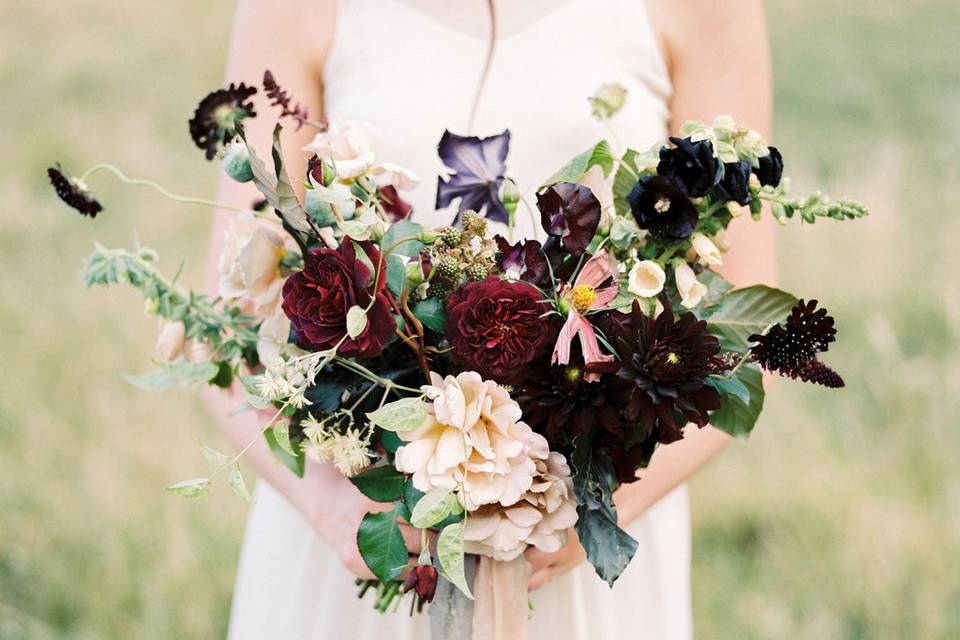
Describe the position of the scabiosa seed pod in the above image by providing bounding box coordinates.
[222,141,253,183]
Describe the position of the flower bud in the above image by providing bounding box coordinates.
[500,178,521,217]
[627,260,666,298]
[589,83,627,120]
[222,141,253,183]
[154,320,186,362]
[319,158,337,187]
[691,233,723,266]
[674,261,708,309]
[402,564,438,603]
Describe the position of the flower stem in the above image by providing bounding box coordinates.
[79,163,245,212]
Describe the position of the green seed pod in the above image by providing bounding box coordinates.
[222,142,253,183]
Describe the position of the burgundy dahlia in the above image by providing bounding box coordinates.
[445,277,556,383]
[281,239,396,358]
[748,299,844,387]
[591,300,722,444]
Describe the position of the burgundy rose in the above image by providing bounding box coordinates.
[445,277,556,383]
[402,564,438,603]
[281,239,396,358]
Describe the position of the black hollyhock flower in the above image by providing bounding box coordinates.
[495,236,548,284]
[748,299,842,386]
[188,83,258,160]
[717,160,752,205]
[536,182,601,257]
[754,146,784,188]
[627,175,698,241]
[590,300,722,444]
[436,129,511,224]
[522,360,623,445]
[48,165,102,217]
[657,136,722,197]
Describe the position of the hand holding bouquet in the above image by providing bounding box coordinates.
[50,73,867,635]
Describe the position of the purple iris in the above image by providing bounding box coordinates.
[435,129,511,224]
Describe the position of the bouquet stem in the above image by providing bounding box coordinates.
[430,554,477,640]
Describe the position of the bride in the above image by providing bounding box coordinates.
[204,1,776,637]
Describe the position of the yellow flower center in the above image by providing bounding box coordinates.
[570,285,598,314]
[666,352,681,365]
[564,366,582,383]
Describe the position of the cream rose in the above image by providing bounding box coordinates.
[691,233,723,266]
[218,211,288,318]
[675,261,708,309]
[303,120,382,180]
[627,260,666,298]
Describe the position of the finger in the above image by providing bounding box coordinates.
[527,567,552,592]
[523,546,555,574]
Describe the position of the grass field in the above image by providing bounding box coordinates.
[2,1,958,638]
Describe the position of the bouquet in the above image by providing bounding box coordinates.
[49,72,867,637]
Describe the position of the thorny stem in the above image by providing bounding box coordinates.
[79,164,245,212]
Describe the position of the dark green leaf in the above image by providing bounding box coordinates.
[265,426,305,477]
[379,429,404,455]
[402,477,425,523]
[357,508,409,583]
[613,148,641,216]
[706,285,798,352]
[413,298,446,333]
[706,375,751,406]
[382,220,424,257]
[709,364,765,439]
[237,124,312,234]
[350,466,405,502]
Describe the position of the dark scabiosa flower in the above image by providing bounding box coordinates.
[748,299,844,387]
[522,358,623,444]
[537,183,602,257]
[717,160,752,205]
[627,175,698,241]
[754,146,784,188]
[48,165,102,217]
[188,82,258,160]
[494,236,548,284]
[590,300,722,444]
[445,277,556,383]
[402,564,438,603]
[657,136,722,197]
[436,129,511,224]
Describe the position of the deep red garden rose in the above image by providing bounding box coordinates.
[445,277,555,383]
[281,239,395,358]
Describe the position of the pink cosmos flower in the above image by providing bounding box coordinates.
[552,249,619,381]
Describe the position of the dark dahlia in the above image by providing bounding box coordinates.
[48,165,102,217]
[627,175,699,241]
[754,146,784,188]
[656,136,721,197]
[537,182,601,257]
[590,300,722,443]
[281,239,396,358]
[445,277,555,383]
[748,299,843,387]
[189,83,258,160]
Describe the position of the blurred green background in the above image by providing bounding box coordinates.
[2,0,958,638]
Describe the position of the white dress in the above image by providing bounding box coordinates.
[228,1,692,637]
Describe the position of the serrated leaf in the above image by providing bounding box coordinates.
[165,477,211,499]
[272,419,295,456]
[366,397,426,433]
[346,305,368,339]
[706,285,798,353]
[412,298,446,333]
[541,140,616,188]
[437,522,473,599]
[228,466,252,502]
[709,365,765,439]
[350,466,405,502]
[357,509,409,583]
[200,445,230,466]
[121,369,176,391]
[411,488,456,529]
[382,220,424,257]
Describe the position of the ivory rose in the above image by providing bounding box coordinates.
[303,120,382,180]
[218,211,288,318]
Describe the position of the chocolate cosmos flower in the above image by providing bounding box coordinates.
[748,299,844,387]
[537,183,601,257]
[657,136,721,197]
[754,146,784,188]
[188,83,258,160]
[436,129,511,224]
[48,165,102,217]
[627,175,698,241]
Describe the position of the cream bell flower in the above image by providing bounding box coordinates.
[675,261,708,309]
[691,233,723,266]
[303,120,383,180]
[627,260,666,298]
[154,320,186,362]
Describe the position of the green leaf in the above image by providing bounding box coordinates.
[357,509,409,583]
[346,305,368,339]
[410,488,456,529]
[121,369,176,391]
[385,253,407,298]
[366,397,426,433]
[228,466,252,502]
[437,522,473,599]
[238,124,311,233]
[265,426,305,477]
[272,419,295,456]
[613,148,641,216]
[541,140,616,188]
[164,360,219,384]
[382,220,425,257]
[200,445,230,467]
[412,298,446,333]
[350,466,405,502]
[706,285,798,353]
[709,365,765,439]
[401,477,426,523]
[165,477,211,499]
[706,375,751,406]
